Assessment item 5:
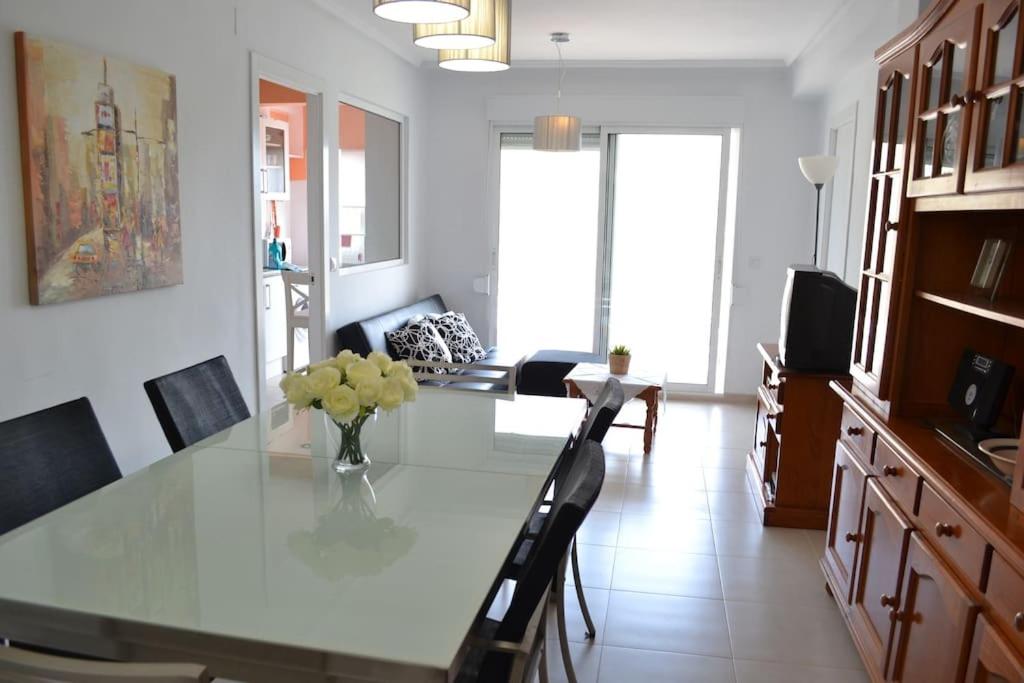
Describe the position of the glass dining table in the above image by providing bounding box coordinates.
[0,389,587,682]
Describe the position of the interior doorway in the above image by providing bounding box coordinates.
[250,55,325,421]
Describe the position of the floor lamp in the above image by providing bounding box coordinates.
[798,155,839,267]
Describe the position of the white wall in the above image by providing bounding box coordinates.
[0,0,426,473]
[419,66,822,393]
[792,0,922,285]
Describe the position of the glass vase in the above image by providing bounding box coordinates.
[331,411,375,476]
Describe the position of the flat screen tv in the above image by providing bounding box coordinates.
[778,265,857,372]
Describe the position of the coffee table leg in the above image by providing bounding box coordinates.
[643,390,657,455]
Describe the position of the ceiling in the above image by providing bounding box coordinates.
[319,0,852,66]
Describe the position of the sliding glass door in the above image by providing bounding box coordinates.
[494,128,732,393]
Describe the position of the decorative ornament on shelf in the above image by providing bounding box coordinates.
[438,0,510,72]
[414,0,496,50]
[279,350,418,475]
[798,155,838,268]
[373,0,470,24]
[609,344,632,376]
[534,32,582,152]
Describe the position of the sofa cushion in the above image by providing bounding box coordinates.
[336,295,447,357]
[428,312,487,364]
[385,318,453,374]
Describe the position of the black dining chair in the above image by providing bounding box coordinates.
[144,356,251,453]
[0,398,122,537]
[459,441,606,683]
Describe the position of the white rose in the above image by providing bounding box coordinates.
[346,359,382,387]
[305,366,342,399]
[335,349,360,372]
[322,384,359,423]
[379,376,406,411]
[308,358,337,373]
[356,375,384,407]
[367,351,394,375]
[282,374,313,407]
[387,361,414,381]
[401,376,418,402]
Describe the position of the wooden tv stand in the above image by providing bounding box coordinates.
[746,342,851,529]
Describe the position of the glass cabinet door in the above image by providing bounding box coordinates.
[852,48,916,398]
[260,118,290,200]
[965,0,1024,192]
[908,2,983,197]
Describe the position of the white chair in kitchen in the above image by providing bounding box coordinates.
[282,271,312,372]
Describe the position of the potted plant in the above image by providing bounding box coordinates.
[609,344,632,375]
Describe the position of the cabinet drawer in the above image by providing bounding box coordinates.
[986,552,1024,653]
[765,374,785,407]
[839,405,875,467]
[918,481,989,588]
[756,385,783,436]
[872,439,921,515]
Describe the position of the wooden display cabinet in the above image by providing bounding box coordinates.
[745,343,851,529]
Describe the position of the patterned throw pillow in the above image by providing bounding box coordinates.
[386,318,453,374]
[429,311,487,364]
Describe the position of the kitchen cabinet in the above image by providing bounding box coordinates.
[260,116,290,200]
[264,272,287,367]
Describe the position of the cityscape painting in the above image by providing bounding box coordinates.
[15,33,182,305]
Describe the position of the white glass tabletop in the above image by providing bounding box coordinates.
[0,391,586,682]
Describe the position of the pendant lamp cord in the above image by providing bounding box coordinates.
[555,41,565,114]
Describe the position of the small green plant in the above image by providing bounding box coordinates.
[610,344,631,356]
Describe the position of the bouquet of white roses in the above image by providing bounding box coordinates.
[279,350,418,425]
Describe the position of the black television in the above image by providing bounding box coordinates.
[778,265,857,372]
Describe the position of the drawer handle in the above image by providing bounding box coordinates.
[880,594,898,608]
[885,220,899,233]
[935,522,958,538]
[882,465,901,477]
[845,532,860,543]
[768,383,779,390]
[1015,613,1024,632]
[951,93,968,108]
[759,440,767,448]
[847,426,864,436]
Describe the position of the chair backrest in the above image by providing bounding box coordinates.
[0,646,210,683]
[144,356,251,453]
[281,271,311,329]
[335,294,448,357]
[498,441,605,645]
[577,377,625,445]
[0,398,121,536]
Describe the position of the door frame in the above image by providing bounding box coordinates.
[822,103,859,280]
[487,125,733,394]
[249,53,328,414]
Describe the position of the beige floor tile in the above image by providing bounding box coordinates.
[604,591,732,658]
[703,467,750,493]
[626,459,705,489]
[612,547,723,599]
[733,659,869,683]
[565,543,616,590]
[717,553,835,609]
[538,641,602,683]
[599,646,736,683]
[617,514,716,555]
[621,483,709,517]
[711,520,819,560]
[707,491,760,523]
[547,586,610,645]
[577,511,621,547]
[701,448,750,470]
[593,481,625,512]
[725,601,863,669]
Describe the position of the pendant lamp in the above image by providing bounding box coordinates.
[373,0,469,24]
[414,0,495,50]
[533,33,581,152]
[438,0,510,72]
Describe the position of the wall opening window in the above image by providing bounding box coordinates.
[494,128,734,393]
[338,102,403,269]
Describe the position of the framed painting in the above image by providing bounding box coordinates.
[15,32,183,305]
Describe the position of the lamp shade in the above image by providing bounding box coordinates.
[373,0,470,24]
[438,0,509,72]
[533,115,582,152]
[414,0,495,49]
[798,155,839,185]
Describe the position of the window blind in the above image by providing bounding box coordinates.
[500,132,600,150]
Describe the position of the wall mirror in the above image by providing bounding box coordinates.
[338,101,404,269]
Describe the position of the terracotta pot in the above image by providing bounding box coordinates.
[608,354,631,375]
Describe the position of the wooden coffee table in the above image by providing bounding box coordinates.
[563,364,664,455]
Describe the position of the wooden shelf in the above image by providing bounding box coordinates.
[915,290,1024,329]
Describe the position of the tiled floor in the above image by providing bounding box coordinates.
[536,398,866,683]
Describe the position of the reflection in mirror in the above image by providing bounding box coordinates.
[894,74,912,170]
[950,42,968,99]
[339,103,402,268]
[992,11,1020,85]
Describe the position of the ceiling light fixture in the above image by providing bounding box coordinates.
[437,0,510,72]
[533,33,581,152]
[373,0,470,25]
[414,0,495,50]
